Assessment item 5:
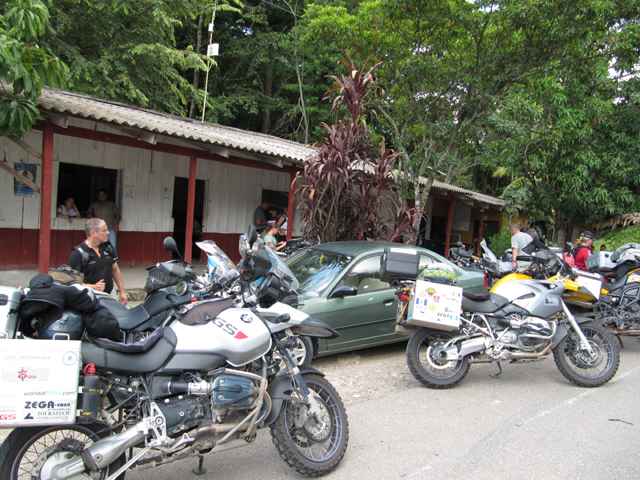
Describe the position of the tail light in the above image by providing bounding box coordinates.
[483,273,488,288]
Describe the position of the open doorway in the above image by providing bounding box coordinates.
[172,177,205,260]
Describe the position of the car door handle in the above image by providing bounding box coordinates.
[382,298,395,305]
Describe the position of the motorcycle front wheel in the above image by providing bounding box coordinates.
[553,322,620,387]
[0,425,126,480]
[406,328,470,389]
[270,373,349,477]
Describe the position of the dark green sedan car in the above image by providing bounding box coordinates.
[285,242,487,362]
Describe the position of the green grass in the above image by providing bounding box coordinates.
[593,225,640,251]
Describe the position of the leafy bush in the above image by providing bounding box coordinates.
[296,55,415,243]
[487,227,513,257]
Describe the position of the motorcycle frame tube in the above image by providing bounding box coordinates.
[263,366,324,426]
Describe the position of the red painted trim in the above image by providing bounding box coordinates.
[38,122,54,273]
[185,154,197,263]
[287,171,296,240]
[33,121,300,175]
[445,198,455,257]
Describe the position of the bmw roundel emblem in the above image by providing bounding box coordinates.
[240,314,253,323]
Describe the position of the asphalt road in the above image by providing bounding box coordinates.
[120,336,640,480]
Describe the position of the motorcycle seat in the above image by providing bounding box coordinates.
[81,327,177,373]
[461,292,510,313]
[92,327,165,353]
[602,275,629,294]
[100,299,151,331]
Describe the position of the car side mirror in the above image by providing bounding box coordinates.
[329,285,358,299]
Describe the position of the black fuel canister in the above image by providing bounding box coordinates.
[76,375,101,424]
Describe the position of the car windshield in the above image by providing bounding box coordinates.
[286,249,353,297]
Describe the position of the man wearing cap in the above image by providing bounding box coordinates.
[575,231,595,271]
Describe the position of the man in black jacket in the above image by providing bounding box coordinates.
[20,274,121,341]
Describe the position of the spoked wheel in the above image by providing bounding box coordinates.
[406,328,470,389]
[553,322,620,387]
[270,374,348,477]
[273,336,314,368]
[0,425,126,480]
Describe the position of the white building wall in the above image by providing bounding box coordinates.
[0,119,298,235]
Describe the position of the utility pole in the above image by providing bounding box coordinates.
[201,0,219,122]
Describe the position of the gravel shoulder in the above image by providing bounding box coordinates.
[310,341,415,406]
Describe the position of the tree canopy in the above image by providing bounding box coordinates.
[0,0,68,137]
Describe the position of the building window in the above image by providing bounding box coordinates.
[57,163,119,217]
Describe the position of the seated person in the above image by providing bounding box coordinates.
[265,225,287,252]
[56,197,78,223]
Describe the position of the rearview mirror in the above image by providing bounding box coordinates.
[163,237,178,252]
[247,225,258,248]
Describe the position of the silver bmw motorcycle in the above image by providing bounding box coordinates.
[0,226,349,479]
[384,249,620,389]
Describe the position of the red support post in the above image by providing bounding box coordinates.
[185,154,197,264]
[38,122,54,273]
[287,170,296,240]
[444,197,455,258]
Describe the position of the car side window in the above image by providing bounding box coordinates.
[419,254,439,270]
[342,255,390,294]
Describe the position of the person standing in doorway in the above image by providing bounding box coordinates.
[253,201,271,233]
[86,188,121,249]
[69,218,128,305]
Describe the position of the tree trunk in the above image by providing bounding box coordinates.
[188,13,205,119]
[261,67,273,134]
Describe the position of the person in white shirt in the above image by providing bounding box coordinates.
[56,197,78,224]
[509,223,533,269]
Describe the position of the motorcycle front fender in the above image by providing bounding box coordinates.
[552,316,593,345]
[264,367,325,426]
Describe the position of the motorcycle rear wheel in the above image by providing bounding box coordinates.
[0,424,126,480]
[406,328,470,389]
[270,374,348,477]
[553,322,620,387]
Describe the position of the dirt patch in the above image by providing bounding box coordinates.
[310,342,417,406]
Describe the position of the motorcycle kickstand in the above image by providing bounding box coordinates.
[489,362,503,378]
[192,455,206,475]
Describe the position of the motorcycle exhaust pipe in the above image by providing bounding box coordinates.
[50,426,145,479]
[82,425,146,472]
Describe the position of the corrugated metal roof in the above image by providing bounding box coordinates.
[6,84,503,207]
[33,86,317,163]
[428,178,504,207]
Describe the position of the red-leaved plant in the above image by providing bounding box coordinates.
[296,55,416,243]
